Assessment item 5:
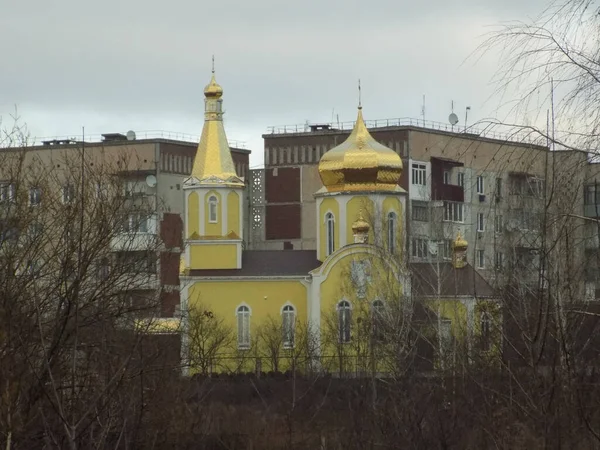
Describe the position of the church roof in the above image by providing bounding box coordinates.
[188,250,321,277]
[411,262,495,298]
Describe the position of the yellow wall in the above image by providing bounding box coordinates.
[190,244,237,269]
[187,191,199,238]
[227,191,240,237]
[318,197,340,261]
[346,196,373,244]
[204,190,221,236]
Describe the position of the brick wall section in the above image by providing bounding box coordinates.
[266,204,301,240]
[161,213,183,249]
[160,291,180,318]
[160,252,180,286]
[265,167,300,203]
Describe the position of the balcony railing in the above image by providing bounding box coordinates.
[432,183,464,203]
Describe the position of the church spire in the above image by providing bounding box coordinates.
[188,66,243,186]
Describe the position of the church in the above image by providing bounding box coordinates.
[177,71,498,374]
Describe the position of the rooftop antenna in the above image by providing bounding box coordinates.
[448,101,459,131]
[464,106,471,132]
[421,94,426,127]
[212,54,215,74]
[358,78,362,109]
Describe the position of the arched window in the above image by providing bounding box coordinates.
[237,305,251,349]
[208,195,218,223]
[282,305,295,348]
[326,212,335,256]
[372,300,385,342]
[480,312,491,351]
[387,212,397,253]
[337,300,352,343]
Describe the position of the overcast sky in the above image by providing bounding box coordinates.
[1,0,550,168]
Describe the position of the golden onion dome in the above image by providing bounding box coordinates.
[204,73,223,99]
[352,211,370,234]
[453,231,468,250]
[318,107,403,192]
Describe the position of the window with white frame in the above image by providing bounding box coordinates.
[337,300,352,343]
[480,312,491,351]
[412,163,426,186]
[282,305,295,348]
[476,175,485,194]
[237,305,251,349]
[124,213,149,233]
[412,201,429,222]
[443,201,464,223]
[29,187,41,206]
[476,250,485,269]
[0,183,15,203]
[411,238,429,258]
[208,195,218,223]
[62,184,75,204]
[443,170,450,185]
[495,178,503,199]
[457,172,465,188]
[494,215,503,233]
[477,213,485,232]
[326,212,335,256]
[387,212,397,253]
[495,251,504,270]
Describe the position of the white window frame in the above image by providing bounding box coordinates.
[443,201,464,223]
[337,300,352,343]
[326,212,335,256]
[457,172,465,188]
[412,201,429,222]
[62,183,75,204]
[477,213,485,232]
[476,175,485,195]
[476,249,485,269]
[0,183,15,203]
[29,187,41,207]
[443,170,450,185]
[411,163,426,186]
[208,195,218,223]
[236,305,251,350]
[387,211,397,253]
[411,238,428,259]
[494,251,504,270]
[494,215,503,233]
[281,304,296,349]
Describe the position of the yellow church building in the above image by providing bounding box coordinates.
[178,71,498,375]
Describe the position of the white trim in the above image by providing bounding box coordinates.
[180,275,310,282]
[208,194,218,223]
[199,190,206,236]
[234,301,252,316]
[185,239,241,245]
[222,191,228,236]
[279,301,296,315]
[324,210,335,257]
[338,196,349,247]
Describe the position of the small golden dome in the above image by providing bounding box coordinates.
[452,231,468,250]
[318,107,403,192]
[204,73,223,99]
[352,211,370,234]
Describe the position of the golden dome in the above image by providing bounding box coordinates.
[452,231,468,250]
[204,73,223,99]
[352,210,370,234]
[318,107,403,193]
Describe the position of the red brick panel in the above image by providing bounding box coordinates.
[399,158,409,190]
[160,252,180,286]
[160,213,183,249]
[266,204,301,240]
[160,291,180,318]
[265,167,300,203]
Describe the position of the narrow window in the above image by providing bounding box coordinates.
[476,175,485,195]
[494,215,503,233]
[337,300,351,343]
[29,187,41,206]
[443,170,450,185]
[282,305,295,349]
[480,312,491,351]
[62,184,75,204]
[237,305,251,349]
[412,163,426,186]
[477,213,485,232]
[0,183,15,202]
[457,172,465,188]
[495,251,504,270]
[477,250,485,269]
[372,300,384,341]
[495,177,503,199]
[387,212,397,253]
[208,195,218,223]
[326,212,335,256]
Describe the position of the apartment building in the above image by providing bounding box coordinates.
[1,132,250,316]
[250,116,600,289]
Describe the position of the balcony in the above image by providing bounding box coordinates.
[432,183,464,202]
[430,157,464,203]
[111,232,158,252]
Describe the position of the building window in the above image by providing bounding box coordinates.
[412,163,426,186]
[326,212,335,256]
[282,305,295,349]
[477,213,485,232]
[29,187,41,206]
[476,175,485,194]
[62,184,75,204]
[0,183,15,203]
[443,201,464,223]
[411,238,428,259]
[208,195,218,223]
[372,300,385,341]
[440,319,452,356]
[495,178,503,199]
[125,213,149,233]
[97,257,110,280]
[337,300,352,343]
[477,250,485,269]
[387,212,397,253]
[441,239,452,259]
[480,312,491,351]
[495,252,504,270]
[457,172,465,188]
[443,170,450,185]
[412,201,429,222]
[494,215,503,233]
[237,305,251,349]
